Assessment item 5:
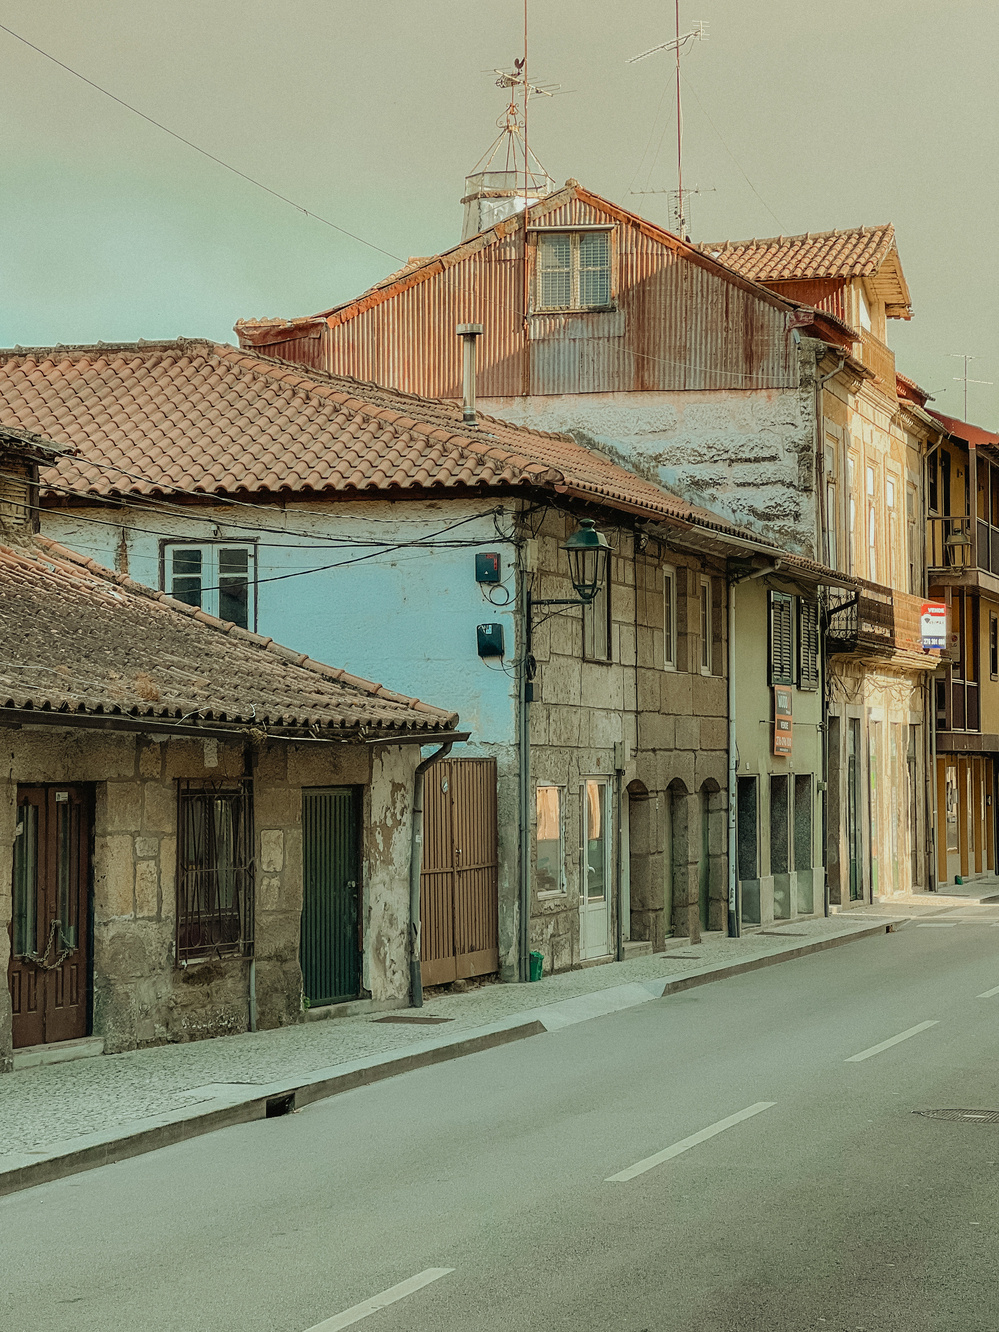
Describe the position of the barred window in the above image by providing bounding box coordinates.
[797,599,820,691]
[769,592,794,687]
[536,231,612,310]
[176,780,254,961]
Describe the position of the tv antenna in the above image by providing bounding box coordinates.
[629,184,715,237]
[470,57,559,197]
[948,353,993,421]
[627,9,707,240]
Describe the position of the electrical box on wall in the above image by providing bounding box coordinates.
[475,552,501,583]
[477,623,505,657]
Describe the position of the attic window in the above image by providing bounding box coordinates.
[535,231,612,311]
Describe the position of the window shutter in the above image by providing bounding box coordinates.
[769,592,794,687]
[798,600,820,691]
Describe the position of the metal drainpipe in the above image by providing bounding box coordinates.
[517,553,531,982]
[727,562,782,938]
[457,324,483,427]
[410,739,456,1008]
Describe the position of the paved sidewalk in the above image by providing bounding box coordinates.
[0,906,934,1192]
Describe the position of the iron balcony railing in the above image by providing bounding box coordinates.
[927,515,974,570]
[825,581,924,658]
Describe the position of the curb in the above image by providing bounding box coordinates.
[0,919,900,1199]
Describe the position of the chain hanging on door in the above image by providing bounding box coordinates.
[24,917,75,971]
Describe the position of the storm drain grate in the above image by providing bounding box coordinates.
[913,1108,999,1124]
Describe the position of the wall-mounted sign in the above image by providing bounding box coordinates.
[773,686,793,756]
[920,600,947,650]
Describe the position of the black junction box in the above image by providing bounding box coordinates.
[476,623,505,657]
[475,552,501,583]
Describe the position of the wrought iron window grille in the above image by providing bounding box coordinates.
[176,777,254,962]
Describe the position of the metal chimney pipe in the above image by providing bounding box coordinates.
[456,323,484,426]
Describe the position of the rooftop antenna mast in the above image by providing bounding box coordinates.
[629,184,715,236]
[627,8,707,240]
[948,353,993,421]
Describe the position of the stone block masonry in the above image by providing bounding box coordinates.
[0,727,417,1072]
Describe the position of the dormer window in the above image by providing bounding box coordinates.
[534,229,612,311]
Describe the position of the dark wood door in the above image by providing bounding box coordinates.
[300,787,361,1007]
[8,786,92,1048]
[420,758,499,987]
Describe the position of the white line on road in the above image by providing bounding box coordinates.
[916,922,959,927]
[977,984,999,999]
[305,1269,454,1331]
[844,1020,939,1062]
[605,1102,776,1182]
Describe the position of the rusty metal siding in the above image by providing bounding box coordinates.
[259,333,325,371]
[321,208,797,398]
[766,278,847,322]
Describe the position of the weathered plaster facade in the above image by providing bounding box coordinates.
[1,726,417,1072]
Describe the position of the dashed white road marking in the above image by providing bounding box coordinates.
[977,984,999,999]
[606,1102,776,1182]
[305,1269,453,1331]
[845,1020,939,1062]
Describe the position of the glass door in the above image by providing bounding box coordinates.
[580,779,612,960]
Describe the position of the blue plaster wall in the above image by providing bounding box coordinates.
[42,499,519,746]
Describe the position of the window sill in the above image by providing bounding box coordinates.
[583,656,614,666]
[536,890,568,900]
[531,305,617,316]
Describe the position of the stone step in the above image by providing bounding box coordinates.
[13,1036,105,1071]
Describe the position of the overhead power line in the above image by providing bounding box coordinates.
[0,21,404,264]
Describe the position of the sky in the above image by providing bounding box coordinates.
[2,0,997,424]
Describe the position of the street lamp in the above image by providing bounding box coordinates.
[561,519,611,604]
[524,518,611,702]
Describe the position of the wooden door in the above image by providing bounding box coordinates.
[300,788,361,1007]
[420,758,498,987]
[8,786,91,1049]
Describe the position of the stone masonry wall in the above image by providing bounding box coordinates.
[1,726,415,1069]
[525,508,729,974]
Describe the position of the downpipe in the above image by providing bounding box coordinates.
[410,740,456,1008]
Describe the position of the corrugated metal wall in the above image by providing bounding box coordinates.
[319,200,797,398]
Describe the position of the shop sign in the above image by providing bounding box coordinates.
[920,600,947,650]
[773,686,793,756]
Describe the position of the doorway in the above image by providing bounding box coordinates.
[301,787,361,1006]
[9,785,92,1049]
[847,719,864,901]
[580,778,612,960]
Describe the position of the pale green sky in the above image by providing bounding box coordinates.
[2,1,996,423]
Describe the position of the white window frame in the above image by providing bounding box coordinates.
[866,464,878,582]
[162,541,257,631]
[663,565,677,669]
[534,228,614,312]
[699,576,713,675]
[535,783,566,897]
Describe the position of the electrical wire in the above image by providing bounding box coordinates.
[0,21,404,264]
[680,72,788,234]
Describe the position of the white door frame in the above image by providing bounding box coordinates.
[580,777,612,960]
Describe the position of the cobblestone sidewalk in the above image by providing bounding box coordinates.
[0,907,931,1169]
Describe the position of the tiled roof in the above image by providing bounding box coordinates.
[0,339,771,546]
[927,410,999,451]
[697,226,896,282]
[698,224,913,319]
[0,535,458,735]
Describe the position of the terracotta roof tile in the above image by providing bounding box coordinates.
[0,535,457,735]
[697,225,896,282]
[0,338,770,545]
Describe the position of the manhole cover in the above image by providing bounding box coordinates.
[374,1015,454,1025]
[914,1109,999,1124]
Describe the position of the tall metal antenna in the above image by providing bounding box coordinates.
[627,11,707,241]
[948,353,993,421]
[629,184,715,237]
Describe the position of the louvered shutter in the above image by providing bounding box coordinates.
[798,600,820,691]
[769,592,794,686]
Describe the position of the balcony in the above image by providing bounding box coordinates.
[856,329,897,398]
[825,581,926,659]
[928,516,974,571]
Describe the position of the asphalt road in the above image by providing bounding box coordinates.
[4,915,999,1332]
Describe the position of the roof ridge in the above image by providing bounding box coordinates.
[698,223,894,251]
[29,536,456,723]
[0,337,215,363]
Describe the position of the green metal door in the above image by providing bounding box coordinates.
[301,787,361,1006]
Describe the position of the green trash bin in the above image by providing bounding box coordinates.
[529,950,544,982]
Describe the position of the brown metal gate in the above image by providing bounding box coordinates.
[8,785,92,1049]
[420,758,498,987]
